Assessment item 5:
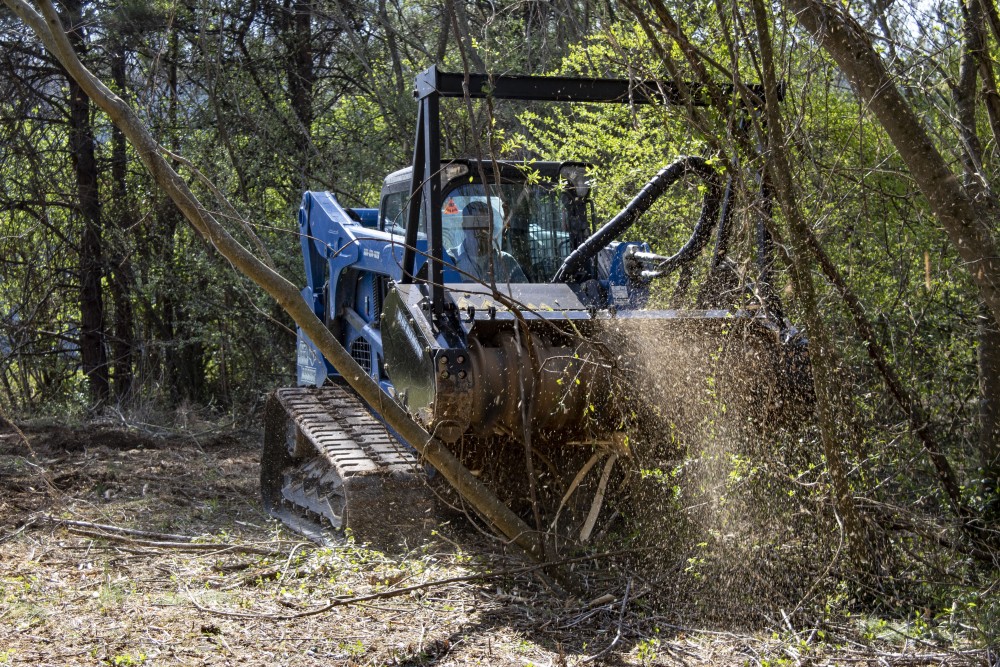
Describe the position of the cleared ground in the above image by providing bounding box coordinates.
[0,424,985,666]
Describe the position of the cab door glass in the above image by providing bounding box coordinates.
[380,191,405,233]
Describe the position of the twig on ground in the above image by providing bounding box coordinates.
[0,411,62,498]
[556,607,605,630]
[63,527,294,556]
[44,516,197,542]
[189,549,647,620]
[0,406,33,455]
[279,542,313,582]
[581,578,631,663]
[0,516,37,544]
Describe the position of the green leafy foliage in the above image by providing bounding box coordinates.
[0,0,997,652]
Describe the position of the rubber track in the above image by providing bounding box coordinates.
[263,385,434,550]
[281,386,423,477]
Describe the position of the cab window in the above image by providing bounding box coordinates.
[380,191,406,233]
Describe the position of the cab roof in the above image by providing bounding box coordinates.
[383,159,589,190]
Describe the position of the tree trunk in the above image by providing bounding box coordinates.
[283,0,314,191]
[447,0,485,72]
[956,0,988,197]
[109,39,135,402]
[750,0,868,561]
[377,0,405,97]
[980,306,1000,511]
[63,0,109,405]
[956,0,1000,513]
[6,0,546,563]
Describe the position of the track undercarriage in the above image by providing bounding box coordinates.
[260,384,434,549]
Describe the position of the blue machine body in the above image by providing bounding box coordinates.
[294,180,652,395]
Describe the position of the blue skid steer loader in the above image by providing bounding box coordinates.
[261,67,810,549]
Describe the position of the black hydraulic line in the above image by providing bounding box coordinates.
[643,174,726,277]
[710,173,736,270]
[552,156,723,283]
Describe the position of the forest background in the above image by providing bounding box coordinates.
[1,0,999,657]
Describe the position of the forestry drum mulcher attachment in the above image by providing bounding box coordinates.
[261,67,810,551]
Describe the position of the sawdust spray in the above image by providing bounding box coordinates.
[592,316,829,627]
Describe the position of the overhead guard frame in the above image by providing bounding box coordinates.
[400,66,777,315]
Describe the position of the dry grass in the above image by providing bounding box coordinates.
[0,424,987,666]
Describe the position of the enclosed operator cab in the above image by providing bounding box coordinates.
[378,160,595,284]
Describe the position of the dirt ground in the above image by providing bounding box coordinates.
[0,423,987,666]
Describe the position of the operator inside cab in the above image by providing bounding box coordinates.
[449,201,526,283]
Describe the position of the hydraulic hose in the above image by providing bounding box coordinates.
[551,156,723,283]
